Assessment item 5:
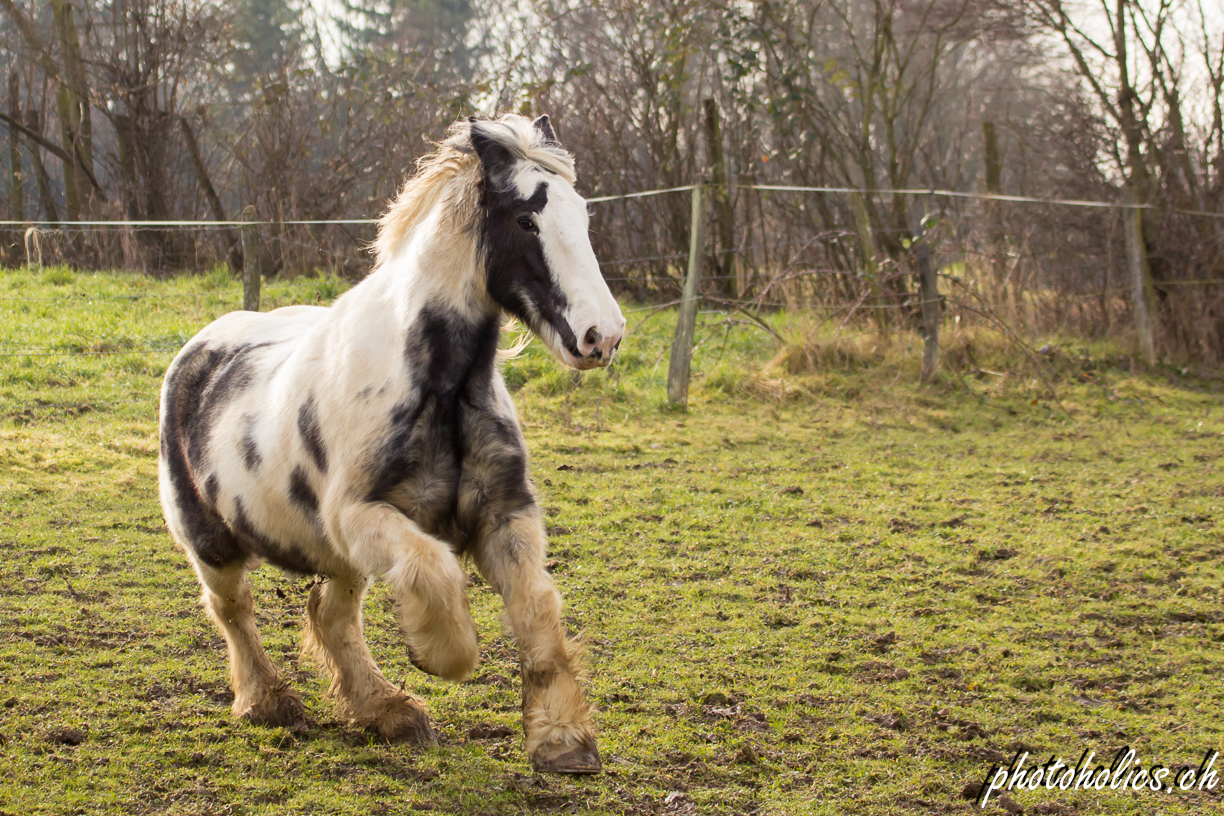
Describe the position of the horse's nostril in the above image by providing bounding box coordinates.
[583,327,600,353]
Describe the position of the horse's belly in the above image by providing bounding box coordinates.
[204,444,340,575]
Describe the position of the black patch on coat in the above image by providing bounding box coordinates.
[455,411,534,537]
[184,342,268,469]
[231,498,319,575]
[288,465,320,517]
[368,303,533,547]
[407,306,501,396]
[240,415,261,471]
[239,430,259,469]
[204,473,221,506]
[373,305,500,503]
[159,342,247,569]
[297,394,328,474]
[469,130,581,358]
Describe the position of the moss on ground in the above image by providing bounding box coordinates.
[0,268,1221,814]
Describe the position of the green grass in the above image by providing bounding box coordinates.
[1,266,1222,815]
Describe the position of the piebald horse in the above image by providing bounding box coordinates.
[158,115,624,773]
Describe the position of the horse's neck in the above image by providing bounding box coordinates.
[385,206,490,321]
[356,211,500,395]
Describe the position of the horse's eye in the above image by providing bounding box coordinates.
[517,216,538,234]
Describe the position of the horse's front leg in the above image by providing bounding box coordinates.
[338,501,480,680]
[316,501,479,740]
[473,510,600,774]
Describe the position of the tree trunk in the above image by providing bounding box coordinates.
[115,114,140,220]
[850,190,885,329]
[1111,0,1158,288]
[54,84,80,221]
[25,108,58,224]
[1124,188,1157,363]
[982,120,1010,315]
[49,0,92,172]
[180,117,242,271]
[8,69,23,225]
[703,98,736,298]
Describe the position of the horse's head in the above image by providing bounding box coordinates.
[468,116,625,371]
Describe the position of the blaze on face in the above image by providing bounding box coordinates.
[470,118,625,371]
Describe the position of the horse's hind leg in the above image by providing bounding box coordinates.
[301,574,434,745]
[195,561,306,729]
[473,512,600,774]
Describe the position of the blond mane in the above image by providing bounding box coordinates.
[373,115,578,266]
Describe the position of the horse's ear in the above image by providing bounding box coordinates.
[470,123,515,179]
[533,115,558,145]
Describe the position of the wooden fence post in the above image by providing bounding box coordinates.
[1123,189,1156,364]
[913,209,940,383]
[667,183,705,408]
[982,120,1010,313]
[241,205,261,312]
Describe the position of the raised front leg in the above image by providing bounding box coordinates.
[335,501,479,682]
[302,574,434,744]
[473,511,600,774]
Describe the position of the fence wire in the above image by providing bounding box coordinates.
[3,180,1223,379]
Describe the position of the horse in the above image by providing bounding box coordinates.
[157,114,624,774]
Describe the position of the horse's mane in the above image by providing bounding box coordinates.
[373,115,578,265]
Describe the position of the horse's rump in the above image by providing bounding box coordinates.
[159,307,329,574]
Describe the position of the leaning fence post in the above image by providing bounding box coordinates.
[241,205,261,311]
[667,182,705,408]
[1123,189,1156,364]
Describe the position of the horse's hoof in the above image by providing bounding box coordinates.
[369,695,437,747]
[238,687,307,731]
[531,737,602,775]
[406,627,479,682]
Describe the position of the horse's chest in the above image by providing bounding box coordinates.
[369,395,533,548]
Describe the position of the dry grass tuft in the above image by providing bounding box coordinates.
[766,331,885,374]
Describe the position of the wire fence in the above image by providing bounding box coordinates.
[4,181,1224,228]
[2,180,1223,386]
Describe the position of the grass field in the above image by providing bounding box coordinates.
[1,267,1222,815]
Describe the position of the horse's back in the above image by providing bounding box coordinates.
[160,304,330,441]
[183,304,329,349]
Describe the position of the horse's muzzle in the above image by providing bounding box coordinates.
[577,323,624,368]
